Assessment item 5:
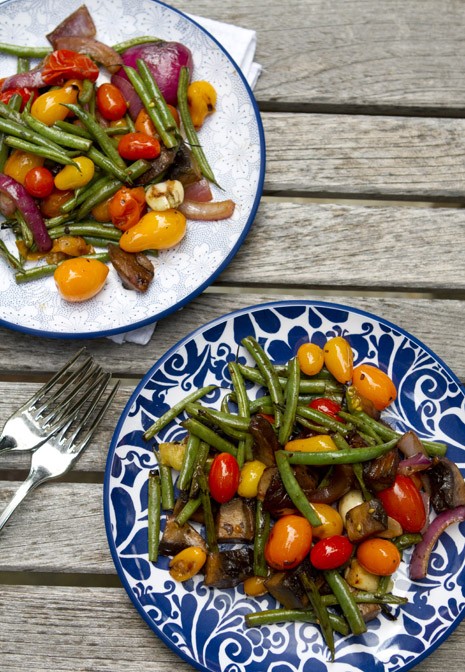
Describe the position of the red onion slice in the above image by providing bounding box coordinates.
[111,73,143,120]
[398,452,432,476]
[1,66,45,92]
[184,177,213,202]
[409,505,465,580]
[0,174,52,252]
[178,199,235,221]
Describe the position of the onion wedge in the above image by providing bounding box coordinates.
[178,199,235,221]
[0,174,52,252]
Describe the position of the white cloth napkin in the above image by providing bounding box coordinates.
[109,16,262,345]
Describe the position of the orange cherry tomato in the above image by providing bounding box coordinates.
[323,336,353,384]
[96,83,128,121]
[91,197,112,222]
[311,503,344,540]
[297,342,324,376]
[54,257,109,302]
[3,149,44,185]
[108,186,146,231]
[134,108,157,137]
[118,132,161,160]
[352,363,397,411]
[40,189,74,218]
[41,49,99,85]
[356,538,401,576]
[264,514,312,570]
[24,166,55,198]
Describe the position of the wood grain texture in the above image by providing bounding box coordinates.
[176,0,465,112]
[0,584,464,672]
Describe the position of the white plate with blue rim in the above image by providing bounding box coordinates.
[0,0,265,339]
[104,299,465,672]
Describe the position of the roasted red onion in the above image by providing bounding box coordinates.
[178,199,235,221]
[409,505,465,580]
[1,66,45,92]
[46,5,96,44]
[111,73,143,120]
[398,452,432,476]
[398,430,427,457]
[184,177,213,202]
[0,175,52,252]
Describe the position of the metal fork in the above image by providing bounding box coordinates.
[0,348,107,456]
[0,372,119,535]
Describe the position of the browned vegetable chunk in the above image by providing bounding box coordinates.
[427,456,465,512]
[158,515,207,556]
[215,497,255,543]
[363,449,399,492]
[265,569,310,609]
[249,414,280,466]
[204,548,254,588]
[108,243,154,293]
[345,499,387,543]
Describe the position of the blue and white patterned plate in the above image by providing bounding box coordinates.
[0,0,265,338]
[104,300,465,672]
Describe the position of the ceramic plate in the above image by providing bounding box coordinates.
[0,0,265,338]
[104,300,465,672]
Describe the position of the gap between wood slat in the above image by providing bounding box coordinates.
[258,100,465,120]
[0,571,122,587]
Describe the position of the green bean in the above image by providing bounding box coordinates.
[324,570,367,636]
[282,437,399,465]
[300,572,335,660]
[295,417,335,435]
[125,113,136,133]
[86,146,129,182]
[124,158,152,181]
[186,403,250,433]
[48,223,121,242]
[75,177,122,220]
[44,214,72,229]
[15,252,109,283]
[245,608,350,636]
[253,499,271,577]
[321,592,407,607]
[112,36,161,52]
[137,58,178,133]
[4,135,78,166]
[175,496,201,526]
[228,361,254,463]
[189,440,210,499]
[143,384,217,440]
[0,240,23,271]
[393,533,423,551]
[0,116,68,153]
[0,43,51,58]
[237,363,341,396]
[16,57,29,74]
[0,100,22,123]
[296,405,353,436]
[177,434,200,491]
[123,65,178,149]
[65,103,128,170]
[278,357,301,445]
[16,209,34,249]
[22,110,93,151]
[275,451,322,526]
[241,336,284,428]
[177,66,218,185]
[148,470,162,562]
[158,462,175,510]
[78,79,95,105]
[197,470,218,553]
[338,410,383,442]
[54,120,93,139]
[180,418,238,457]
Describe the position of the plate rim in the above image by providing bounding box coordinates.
[103,298,465,672]
[0,0,266,340]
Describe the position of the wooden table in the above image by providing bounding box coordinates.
[1,1,465,670]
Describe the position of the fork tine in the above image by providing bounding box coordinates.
[33,356,97,420]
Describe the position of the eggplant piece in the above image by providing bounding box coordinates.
[427,456,465,512]
[108,244,154,293]
[308,464,354,504]
[261,468,296,517]
[166,143,202,186]
[349,588,382,623]
[215,497,255,543]
[249,414,280,466]
[204,547,254,588]
[363,448,399,492]
[158,515,207,556]
[265,561,314,609]
[135,145,178,185]
[345,499,387,543]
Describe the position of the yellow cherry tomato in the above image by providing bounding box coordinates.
[237,459,267,498]
[54,257,109,302]
[119,209,187,252]
[356,538,401,576]
[285,434,338,453]
[91,197,112,222]
[352,363,397,411]
[324,336,353,383]
[169,546,207,582]
[310,503,344,540]
[3,149,44,185]
[243,576,268,597]
[30,82,80,125]
[187,80,217,129]
[54,156,95,190]
[297,342,324,376]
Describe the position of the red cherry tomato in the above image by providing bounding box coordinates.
[24,166,55,198]
[309,397,343,421]
[377,475,426,533]
[310,535,353,570]
[41,49,99,85]
[208,452,240,503]
[108,186,146,231]
[264,514,313,570]
[96,83,128,121]
[0,86,37,111]
[118,132,161,161]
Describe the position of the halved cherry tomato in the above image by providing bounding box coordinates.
[356,538,401,576]
[134,108,157,137]
[0,86,37,111]
[264,514,312,570]
[118,132,161,160]
[40,189,74,218]
[377,474,426,533]
[24,166,55,198]
[41,49,99,85]
[324,336,353,384]
[309,397,343,421]
[297,342,324,376]
[208,452,240,503]
[108,186,146,231]
[352,363,397,411]
[96,83,128,121]
[310,535,353,570]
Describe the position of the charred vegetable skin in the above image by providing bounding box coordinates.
[145,332,462,659]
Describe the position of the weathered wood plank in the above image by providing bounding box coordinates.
[0,584,464,672]
[176,0,465,113]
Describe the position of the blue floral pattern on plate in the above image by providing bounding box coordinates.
[104,300,465,672]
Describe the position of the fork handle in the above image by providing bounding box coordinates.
[0,472,41,535]
[0,434,17,455]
